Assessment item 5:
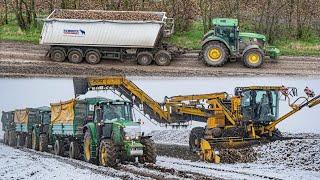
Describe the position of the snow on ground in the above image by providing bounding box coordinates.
[151,130,320,180]
[0,143,119,180]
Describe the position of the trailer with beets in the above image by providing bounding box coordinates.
[1,111,16,146]
[40,9,175,66]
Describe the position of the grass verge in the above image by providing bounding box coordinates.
[0,21,41,44]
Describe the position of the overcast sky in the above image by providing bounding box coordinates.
[0,76,319,133]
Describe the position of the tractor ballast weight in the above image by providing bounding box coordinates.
[200,18,280,68]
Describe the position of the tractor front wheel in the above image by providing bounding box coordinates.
[243,49,264,68]
[138,138,156,164]
[189,127,205,152]
[39,134,48,152]
[202,42,229,66]
[99,139,117,167]
[83,131,93,163]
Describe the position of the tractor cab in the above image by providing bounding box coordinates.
[235,86,280,124]
[95,100,133,122]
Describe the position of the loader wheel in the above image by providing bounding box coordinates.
[154,50,171,66]
[85,50,101,64]
[84,131,93,162]
[137,51,153,66]
[68,49,83,63]
[99,139,117,167]
[25,134,32,148]
[32,129,39,151]
[243,49,264,68]
[50,47,66,62]
[202,42,229,66]
[138,138,156,164]
[54,140,64,156]
[39,134,48,152]
[69,141,80,159]
[9,131,17,147]
[189,127,205,152]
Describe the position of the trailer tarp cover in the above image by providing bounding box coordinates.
[14,110,28,124]
[51,99,75,124]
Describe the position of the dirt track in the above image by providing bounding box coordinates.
[0,41,319,78]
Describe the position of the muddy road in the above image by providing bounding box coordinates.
[0,41,319,78]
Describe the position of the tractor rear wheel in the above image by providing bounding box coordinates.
[137,51,153,66]
[32,129,39,151]
[54,140,64,156]
[50,47,66,62]
[83,131,93,163]
[25,134,32,148]
[39,134,48,152]
[68,49,83,63]
[189,127,205,152]
[202,41,229,66]
[69,141,80,159]
[99,139,117,167]
[243,49,264,68]
[154,50,171,66]
[9,131,17,147]
[138,138,156,164]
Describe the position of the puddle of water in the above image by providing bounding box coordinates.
[0,77,319,134]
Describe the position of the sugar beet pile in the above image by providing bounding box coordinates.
[50,9,162,21]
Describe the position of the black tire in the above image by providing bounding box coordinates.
[202,41,229,66]
[25,134,32,148]
[54,139,64,156]
[85,50,101,64]
[39,134,48,152]
[137,51,153,66]
[69,141,80,159]
[99,139,117,167]
[32,129,39,151]
[154,50,171,66]
[4,130,8,145]
[16,134,24,147]
[50,47,66,62]
[242,49,264,68]
[68,49,83,63]
[138,138,156,164]
[83,131,93,162]
[189,127,205,152]
[9,131,17,147]
[270,129,283,141]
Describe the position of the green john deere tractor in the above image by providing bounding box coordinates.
[200,18,280,68]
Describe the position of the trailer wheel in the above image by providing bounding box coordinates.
[25,134,32,148]
[84,131,93,162]
[154,50,171,66]
[137,51,153,66]
[138,138,156,164]
[32,129,39,151]
[16,134,24,147]
[202,41,229,66]
[50,47,66,62]
[69,141,80,159]
[68,49,83,63]
[4,130,8,145]
[243,49,264,68]
[189,127,205,152]
[39,134,48,152]
[54,140,64,156]
[99,139,117,167]
[85,50,101,64]
[9,131,17,147]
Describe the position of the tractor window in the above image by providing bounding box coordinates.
[41,113,51,124]
[103,104,132,121]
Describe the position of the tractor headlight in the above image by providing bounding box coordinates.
[214,150,220,155]
[124,135,131,141]
[123,125,141,141]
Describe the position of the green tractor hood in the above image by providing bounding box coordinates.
[239,32,267,42]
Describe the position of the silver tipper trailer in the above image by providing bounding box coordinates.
[40,9,175,66]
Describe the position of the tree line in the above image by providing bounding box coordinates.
[0,0,320,42]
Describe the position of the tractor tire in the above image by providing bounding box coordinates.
[137,51,153,66]
[25,134,32,148]
[138,138,156,164]
[154,50,171,66]
[54,140,64,156]
[32,129,39,151]
[202,41,229,67]
[69,141,80,159]
[83,131,93,163]
[50,47,66,62]
[242,49,264,68]
[68,49,83,63]
[189,127,205,152]
[85,50,101,64]
[39,134,48,152]
[9,131,17,147]
[99,139,117,167]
